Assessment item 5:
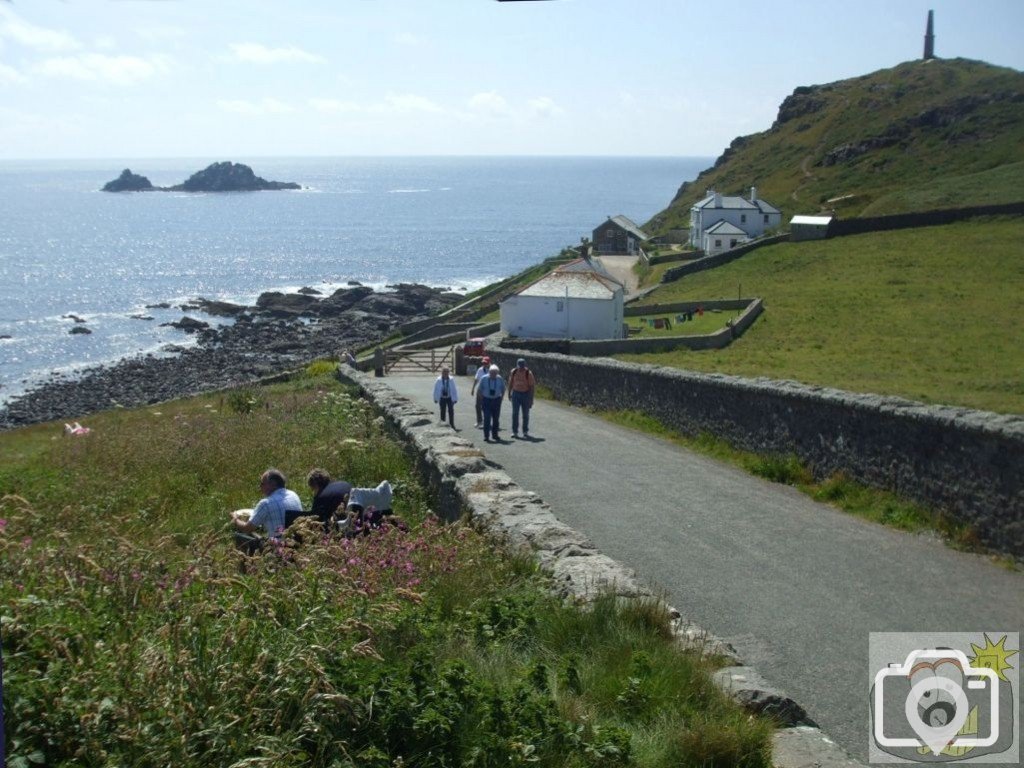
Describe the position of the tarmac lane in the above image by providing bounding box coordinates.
[383,373,1024,762]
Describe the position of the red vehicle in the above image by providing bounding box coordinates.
[462,337,486,357]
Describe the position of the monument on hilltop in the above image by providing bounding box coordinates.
[923,10,935,60]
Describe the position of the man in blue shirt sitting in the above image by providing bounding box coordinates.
[231,468,303,554]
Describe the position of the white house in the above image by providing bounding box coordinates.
[702,221,749,256]
[690,187,782,249]
[790,215,833,241]
[500,261,624,340]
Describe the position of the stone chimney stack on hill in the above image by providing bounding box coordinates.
[750,186,758,202]
[713,191,722,206]
[924,10,935,60]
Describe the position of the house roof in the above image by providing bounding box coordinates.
[597,215,649,241]
[754,199,781,215]
[611,215,649,240]
[692,194,758,211]
[517,270,621,300]
[790,215,833,226]
[556,256,624,286]
[704,220,749,236]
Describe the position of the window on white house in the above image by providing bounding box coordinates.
[764,214,769,223]
[556,301,564,312]
[741,214,746,223]
[714,239,722,247]
[730,239,737,247]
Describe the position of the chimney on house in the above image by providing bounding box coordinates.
[750,186,758,202]
[713,190,722,206]
[923,10,935,60]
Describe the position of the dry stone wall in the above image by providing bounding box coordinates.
[482,350,1024,558]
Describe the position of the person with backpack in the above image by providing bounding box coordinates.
[507,358,536,438]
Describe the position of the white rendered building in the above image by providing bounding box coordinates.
[690,187,782,249]
[500,263,624,340]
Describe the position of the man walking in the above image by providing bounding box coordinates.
[432,366,459,428]
[479,364,505,442]
[507,357,536,438]
[470,355,491,428]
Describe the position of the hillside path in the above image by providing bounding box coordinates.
[380,373,1024,762]
[594,255,640,298]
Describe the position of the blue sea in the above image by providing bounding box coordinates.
[0,156,709,402]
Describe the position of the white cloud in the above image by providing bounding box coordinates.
[218,98,295,116]
[384,93,442,114]
[136,25,187,43]
[309,93,443,116]
[0,8,80,52]
[468,91,513,118]
[93,35,117,51]
[34,53,172,86]
[394,32,424,47]
[309,97,360,115]
[528,96,564,118]
[0,62,27,86]
[229,43,325,64]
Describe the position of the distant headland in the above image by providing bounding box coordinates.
[102,161,301,192]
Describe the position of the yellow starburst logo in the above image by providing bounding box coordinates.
[969,633,1017,682]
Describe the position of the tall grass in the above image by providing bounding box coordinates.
[1,372,773,766]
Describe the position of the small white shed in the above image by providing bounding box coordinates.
[500,269,624,340]
[790,215,833,241]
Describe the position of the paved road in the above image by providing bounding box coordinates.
[384,374,1023,761]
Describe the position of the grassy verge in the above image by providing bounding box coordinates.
[625,312,729,337]
[1,368,773,766]
[587,408,1016,564]
[623,218,1024,414]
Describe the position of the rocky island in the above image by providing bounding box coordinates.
[101,161,301,192]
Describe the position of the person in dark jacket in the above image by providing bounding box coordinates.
[305,468,352,526]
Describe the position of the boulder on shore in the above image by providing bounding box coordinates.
[161,316,210,333]
[102,169,155,192]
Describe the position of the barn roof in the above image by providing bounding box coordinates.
[517,270,621,299]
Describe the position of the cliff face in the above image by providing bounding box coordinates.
[646,58,1024,233]
[101,169,154,192]
[101,162,300,193]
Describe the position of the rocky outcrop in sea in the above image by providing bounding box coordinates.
[100,162,301,193]
[0,283,462,430]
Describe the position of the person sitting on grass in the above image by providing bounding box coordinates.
[305,467,352,528]
[339,480,407,536]
[231,468,303,555]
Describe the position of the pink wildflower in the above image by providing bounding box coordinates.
[0,518,7,532]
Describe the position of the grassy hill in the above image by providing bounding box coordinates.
[647,58,1024,234]
[624,218,1024,415]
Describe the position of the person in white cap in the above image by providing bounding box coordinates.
[479,364,505,442]
[470,355,492,428]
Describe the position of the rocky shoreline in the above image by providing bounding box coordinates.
[0,283,462,430]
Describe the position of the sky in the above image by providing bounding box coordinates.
[1,0,1022,160]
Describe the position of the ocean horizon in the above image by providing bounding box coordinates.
[0,155,711,403]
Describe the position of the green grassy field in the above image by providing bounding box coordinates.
[0,368,772,767]
[623,218,1024,414]
[626,311,729,337]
